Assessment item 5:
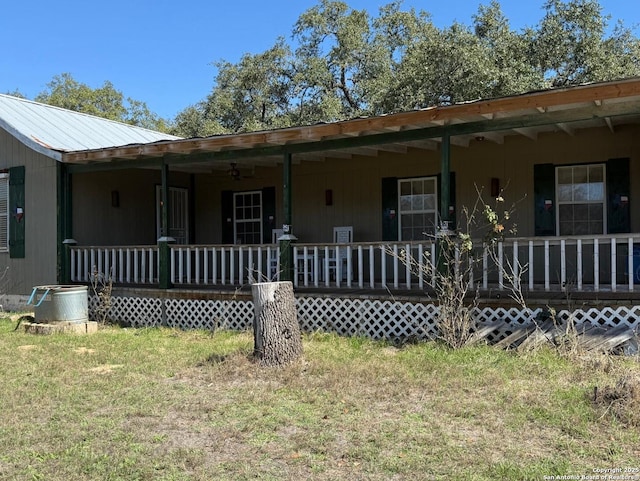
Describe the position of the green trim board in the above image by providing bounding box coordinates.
[8,166,25,259]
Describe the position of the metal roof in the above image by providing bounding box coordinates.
[0,94,181,161]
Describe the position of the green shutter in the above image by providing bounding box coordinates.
[221,190,234,244]
[0,176,8,250]
[534,163,556,236]
[381,177,398,241]
[9,166,25,258]
[606,158,631,234]
[262,186,276,243]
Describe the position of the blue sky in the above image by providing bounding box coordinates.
[1,1,638,121]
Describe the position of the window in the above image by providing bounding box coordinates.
[0,173,7,251]
[556,164,605,235]
[234,191,262,244]
[398,177,438,241]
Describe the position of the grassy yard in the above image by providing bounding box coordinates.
[0,315,639,481]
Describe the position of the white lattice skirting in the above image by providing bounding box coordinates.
[89,295,640,343]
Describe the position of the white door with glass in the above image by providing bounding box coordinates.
[234,191,263,244]
[398,177,438,240]
[156,186,189,244]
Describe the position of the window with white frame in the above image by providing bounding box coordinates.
[234,191,262,244]
[398,177,438,241]
[556,164,605,235]
[0,173,8,251]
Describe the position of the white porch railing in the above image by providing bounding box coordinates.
[69,233,640,293]
[169,244,281,286]
[69,246,159,284]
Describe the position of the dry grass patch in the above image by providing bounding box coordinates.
[86,364,125,374]
[594,371,640,427]
[73,346,96,354]
[0,319,639,481]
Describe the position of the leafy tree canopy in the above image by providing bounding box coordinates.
[3,89,26,99]
[34,73,170,132]
[173,0,640,137]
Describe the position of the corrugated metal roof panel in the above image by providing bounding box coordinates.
[0,94,180,160]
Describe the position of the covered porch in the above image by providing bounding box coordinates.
[59,78,640,303]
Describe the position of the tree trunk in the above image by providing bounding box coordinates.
[251,281,303,366]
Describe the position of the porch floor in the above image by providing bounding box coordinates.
[105,282,640,310]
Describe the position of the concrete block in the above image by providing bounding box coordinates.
[22,321,98,335]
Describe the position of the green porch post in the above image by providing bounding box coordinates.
[440,132,451,227]
[437,132,452,276]
[158,161,174,289]
[58,163,76,284]
[279,152,297,281]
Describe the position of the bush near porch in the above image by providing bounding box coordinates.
[1,318,638,481]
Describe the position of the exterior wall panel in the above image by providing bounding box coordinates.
[72,169,191,246]
[0,129,58,295]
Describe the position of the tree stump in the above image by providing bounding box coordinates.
[251,281,303,366]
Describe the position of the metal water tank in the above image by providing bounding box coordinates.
[27,285,89,324]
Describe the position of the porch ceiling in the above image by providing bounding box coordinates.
[63,78,640,173]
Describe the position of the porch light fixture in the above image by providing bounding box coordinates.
[228,163,241,181]
[475,135,485,142]
[325,189,333,206]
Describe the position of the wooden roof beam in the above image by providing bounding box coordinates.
[375,144,409,154]
[604,117,615,133]
[513,127,538,140]
[294,151,353,162]
[397,140,438,151]
[342,146,380,157]
[556,122,575,136]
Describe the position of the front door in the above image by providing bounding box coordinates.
[156,186,189,244]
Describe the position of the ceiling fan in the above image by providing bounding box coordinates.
[227,163,256,181]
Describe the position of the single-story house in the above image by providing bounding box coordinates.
[0,93,180,302]
[2,78,640,327]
